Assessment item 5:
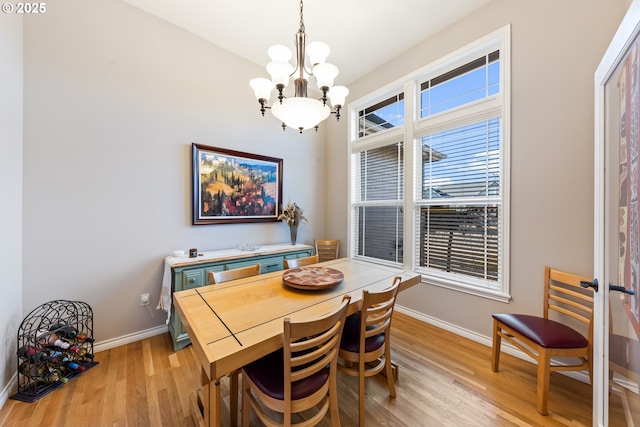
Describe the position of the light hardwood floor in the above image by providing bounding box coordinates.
[0,313,612,427]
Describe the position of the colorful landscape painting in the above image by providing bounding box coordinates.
[192,144,282,224]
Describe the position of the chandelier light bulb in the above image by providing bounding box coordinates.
[328,85,349,107]
[268,44,293,62]
[313,63,339,89]
[306,41,330,65]
[266,61,294,86]
[250,78,275,101]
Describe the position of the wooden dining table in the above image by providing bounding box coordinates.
[173,257,421,427]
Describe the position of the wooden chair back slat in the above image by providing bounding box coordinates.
[209,264,260,284]
[314,240,340,262]
[284,254,319,269]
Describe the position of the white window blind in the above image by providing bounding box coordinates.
[352,142,404,264]
[416,118,501,287]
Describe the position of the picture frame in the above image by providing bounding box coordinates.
[192,143,283,225]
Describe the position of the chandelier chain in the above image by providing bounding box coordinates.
[299,0,305,33]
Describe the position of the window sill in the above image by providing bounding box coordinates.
[420,273,511,303]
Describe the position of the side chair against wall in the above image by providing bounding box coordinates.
[284,254,319,269]
[337,276,401,427]
[206,263,260,425]
[314,240,340,262]
[241,296,351,427]
[491,266,595,415]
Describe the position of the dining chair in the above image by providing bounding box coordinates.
[491,266,594,415]
[242,296,351,427]
[206,262,260,424]
[314,239,340,262]
[337,276,401,426]
[284,254,319,269]
[208,263,261,284]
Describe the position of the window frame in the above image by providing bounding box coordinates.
[348,26,511,302]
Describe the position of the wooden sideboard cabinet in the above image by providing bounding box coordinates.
[167,243,313,351]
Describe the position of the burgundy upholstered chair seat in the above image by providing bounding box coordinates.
[491,267,594,416]
[243,348,329,401]
[492,313,588,349]
[340,313,385,353]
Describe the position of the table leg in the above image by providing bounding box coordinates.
[230,371,239,426]
[209,378,221,427]
[198,367,221,427]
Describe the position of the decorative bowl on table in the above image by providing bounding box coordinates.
[282,266,344,290]
[236,243,262,251]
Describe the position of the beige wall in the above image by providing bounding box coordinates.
[21,0,326,345]
[0,13,23,404]
[326,0,630,338]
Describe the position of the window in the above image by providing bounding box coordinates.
[352,142,404,263]
[420,51,500,117]
[358,93,405,137]
[417,119,501,285]
[349,27,510,299]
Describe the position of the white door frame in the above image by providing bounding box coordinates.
[594,1,640,425]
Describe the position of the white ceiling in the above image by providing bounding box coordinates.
[122,0,492,85]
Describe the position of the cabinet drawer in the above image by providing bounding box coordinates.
[260,257,285,273]
[226,256,284,274]
[182,270,205,289]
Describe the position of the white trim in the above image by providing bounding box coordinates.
[413,96,502,137]
[404,79,417,271]
[0,372,18,411]
[93,324,168,353]
[594,1,640,425]
[420,274,511,303]
[396,304,491,345]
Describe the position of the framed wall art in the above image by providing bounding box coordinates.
[192,143,283,225]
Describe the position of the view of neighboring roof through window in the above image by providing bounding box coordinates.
[420,50,500,118]
[357,93,405,138]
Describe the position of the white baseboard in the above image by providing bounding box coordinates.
[0,372,18,412]
[394,305,591,384]
[92,324,168,353]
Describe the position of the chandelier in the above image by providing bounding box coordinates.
[249,0,349,133]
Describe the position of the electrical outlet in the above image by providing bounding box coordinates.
[140,293,150,307]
